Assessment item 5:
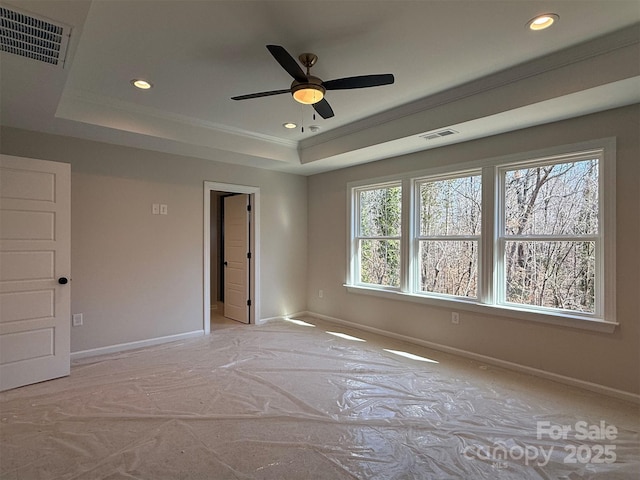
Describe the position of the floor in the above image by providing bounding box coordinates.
[211,301,243,328]
[1,315,638,479]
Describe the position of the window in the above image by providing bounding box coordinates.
[347,141,615,331]
[416,173,482,298]
[499,157,600,314]
[354,182,402,288]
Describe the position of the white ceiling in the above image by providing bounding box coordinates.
[1,0,639,175]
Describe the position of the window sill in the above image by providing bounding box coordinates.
[344,284,618,333]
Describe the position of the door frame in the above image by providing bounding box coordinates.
[203,181,259,334]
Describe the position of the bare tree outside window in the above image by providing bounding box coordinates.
[357,185,401,287]
[503,159,599,312]
[349,144,611,324]
[418,175,481,297]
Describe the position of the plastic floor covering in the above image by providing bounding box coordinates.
[1,316,638,479]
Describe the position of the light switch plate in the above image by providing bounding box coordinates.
[160,204,168,215]
[152,204,160,215]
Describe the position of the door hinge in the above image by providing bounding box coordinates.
[247,252,252,259]
[247,204,252,212]
[247,299,252,306]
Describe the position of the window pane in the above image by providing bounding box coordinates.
[359,186,401,237]
[419,240,478,297]
[359,239,400,287]
[504,159,598,236]
[505,241,596,312]
[419,175,481,236]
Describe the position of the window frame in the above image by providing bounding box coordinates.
[496,152,604,318]
[345,139,617,333]
[351,180,403,291]
[412,170,483,301]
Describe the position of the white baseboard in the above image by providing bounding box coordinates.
[257,311,307,325]
[70,330,205,360]
[304,311,640,405]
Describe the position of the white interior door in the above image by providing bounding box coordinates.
[0,155,71,391]
[223,194,250,324]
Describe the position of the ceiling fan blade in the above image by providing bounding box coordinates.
[231,89,291,101]
[313,98,334,119]
[323,74,395,90]
[266,45,307,83]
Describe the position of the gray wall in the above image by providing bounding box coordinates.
[306,105,640,396]
[0,127,308,352]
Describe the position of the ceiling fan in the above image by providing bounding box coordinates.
[231,45,395,119]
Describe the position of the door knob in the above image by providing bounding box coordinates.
[58,277,69,285]
[223,261,228,267]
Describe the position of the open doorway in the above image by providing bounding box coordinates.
[203,182,260,334]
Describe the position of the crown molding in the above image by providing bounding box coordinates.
[59,88,299,149]
[300,23,640,151]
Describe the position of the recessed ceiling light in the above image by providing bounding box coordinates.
[283,122,297,129]
[131,79,153,90]
[527,13,559,31]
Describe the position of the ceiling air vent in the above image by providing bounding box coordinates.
[419,129,458,141]
[0,6,71,67]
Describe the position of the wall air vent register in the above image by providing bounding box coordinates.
[0,6,71,67]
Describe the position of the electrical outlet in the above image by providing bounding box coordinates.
[451,312,459,325]
[72,313,83,327]
[160,204,168,215]
[318,289,324,298]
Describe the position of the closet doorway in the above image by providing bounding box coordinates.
[203,182,260,334]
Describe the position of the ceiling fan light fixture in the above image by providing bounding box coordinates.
[527,13,558,31]
[292,84,325,105]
